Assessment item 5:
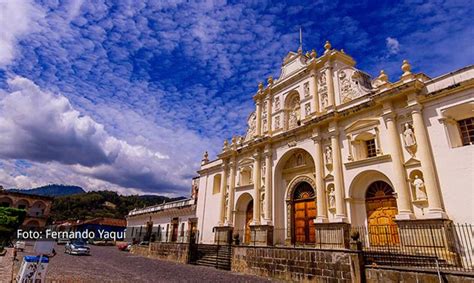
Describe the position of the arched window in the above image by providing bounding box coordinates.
[293,182,315,200]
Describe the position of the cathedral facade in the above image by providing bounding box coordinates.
[196,42,474,246]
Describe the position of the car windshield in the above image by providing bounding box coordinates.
[71,240,87,246]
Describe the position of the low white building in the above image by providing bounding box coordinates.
[126,177,199,243]
[195,42,474,246]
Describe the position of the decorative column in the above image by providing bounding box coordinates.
[330,123,346,221]
[312,129,328,222]
[218,161,228,225]
[256,99,262,137]
[263,146,273,224]
[252,149,262,224]
[225,157,236,226]
[325,63,335,108]
[410,104,446,218]
[383,104,413,219]
[311,68,320,113]
[266,76,273,135]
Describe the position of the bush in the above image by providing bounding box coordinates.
[0,207,27,245]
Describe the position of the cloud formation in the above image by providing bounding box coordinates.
[0,0,472,195]
[386,37,400,55]
[0,0,43,66]
[0,77,192,195]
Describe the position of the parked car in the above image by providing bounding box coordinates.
[14,241,26,251]
[117,242,131,251]
[65,239,90,255]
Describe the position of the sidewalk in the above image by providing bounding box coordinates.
[0,248,14,283]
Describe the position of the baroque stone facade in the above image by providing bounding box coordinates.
[196,41,474,247]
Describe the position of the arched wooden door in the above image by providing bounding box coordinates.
[244,200,253,244]
[365,181,399,246]
[292,182,316,245]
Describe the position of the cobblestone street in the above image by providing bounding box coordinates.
[12,244,271,283]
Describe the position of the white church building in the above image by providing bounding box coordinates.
[195,41,474,247]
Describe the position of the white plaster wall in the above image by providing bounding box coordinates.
[423,90,474,223]
[197,170,224,244]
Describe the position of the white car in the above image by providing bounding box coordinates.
[65,240,90,255]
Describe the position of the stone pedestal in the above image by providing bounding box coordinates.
[396,218,461,266]
[315,222,351,249]
[249,225,273,246]
[214,226,233,245]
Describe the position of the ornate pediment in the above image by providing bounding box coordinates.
[345,118,380,133]
[278,52,308,81]
[404,157,421,168]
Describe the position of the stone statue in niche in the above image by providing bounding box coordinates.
[262,119,267,132]
[319,72,327,87]
[274,97,280,110]
[403,123,416,147]
[263,100,267,113]
[275,116,280,129]
[321,92,328,109]
[413,175,427,200]
[328,187,336,209]
[260,192,265,218]
[288,111,298,129]
[305,103,311,116]
[403,123,417,156]
[325,145,333,164]
[288,97,301,129]
[304,82,310,97]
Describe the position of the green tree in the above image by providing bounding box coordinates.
[0,207,27,248]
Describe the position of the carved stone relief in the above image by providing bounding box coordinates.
[338,69,372,104]
[245,112,256,141]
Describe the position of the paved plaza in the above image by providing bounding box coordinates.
[10,244,271,283]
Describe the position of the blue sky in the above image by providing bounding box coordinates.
[0,0,472,196]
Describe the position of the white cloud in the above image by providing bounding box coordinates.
[0,0,44,66]
[0,76,200,195]
[386,37,400,55]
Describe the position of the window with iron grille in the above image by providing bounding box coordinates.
[365,139,377,158]
[458,117,474,146]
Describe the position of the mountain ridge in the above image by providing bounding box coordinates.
[6,184,86,197]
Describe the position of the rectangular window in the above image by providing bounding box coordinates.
[365,139,377,158]
[458,118,474,146]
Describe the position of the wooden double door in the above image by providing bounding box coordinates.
[365,181,399,246]
[292,182,316,245]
